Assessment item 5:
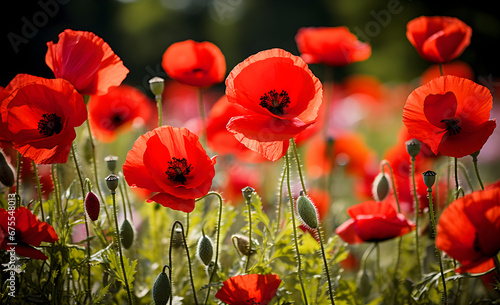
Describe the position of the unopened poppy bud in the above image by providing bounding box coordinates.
[105,174,119,192]
[231,234,254,256]
[104,155,118,173]
[84,191,100,221]
[372,172,390,202]
[0,151,14,187]
[120,218,134,249]
[241,186,255,204]
[297,194,318,229]
[422,170,437,189]
[405,138,421,159]
[171,227,184,249]
[153,265,171,305]
[196,230,213,266]
[357,269,372,297]
[149,77,165,97]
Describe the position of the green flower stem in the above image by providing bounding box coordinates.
[316,225,336,305]
[472,154,485,190]
[119,181,128,220]
[110,187,133,304]
[15,152,21,208]
[168,220,199,305]
[427,187,448,304]
[376,242,382,290]
[197,88,207,145]
[155,93,163,127]
[244,195,253,273]
[70,144,92,304]
[275,163,287,237]
[51,164,62,219]
[197,191,223,305]
[285,152,309,305]
[410,156,422,275]
[32,161,45,221]
[361,243,376,272]
[290,138,307,195]
[454,157,460,199]
[84,108,112,226]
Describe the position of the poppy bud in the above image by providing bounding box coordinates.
[372,172,390,202]
[149,77,165,97]
[231,234,254,256]
[241,186,255,204]
[357,269,372,297]
[405,138,421,159]
[104,155,118,173]
[196,230,213,266]
[297,194,318,229]
[171,227,184,249]
[152,265,171,305]
[105,174,119,192]
[0,151,15,187]
[84,191,100,221]
[120,218,134,249]
[422,170,437,189]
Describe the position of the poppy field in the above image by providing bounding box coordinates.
[1,2,500,305]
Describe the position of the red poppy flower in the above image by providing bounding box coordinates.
[206,95,267,163]
[295,26,371,66]
[226,48,323,161]
[0,207,59,260]
[335,200,415,244]
[123,126,216,213]
[403,75,496,158]
[161,40,226,87]
[406,16,472,63]
[0,76,87,164]
[215,274,281,305]
[88,85,154,142]
[46,29,129,96]
[436,186,500,274]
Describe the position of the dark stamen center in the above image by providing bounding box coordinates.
[38,113,63,137]
[440,118,461,136]
[259,90,290,115]
[165,157,193,184]
[246,298,260,305]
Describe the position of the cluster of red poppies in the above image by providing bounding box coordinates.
[1,13,499,304]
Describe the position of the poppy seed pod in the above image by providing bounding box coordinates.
[84,191,100,221]
[422,170,437,189]
[231,234,253,256]
[297,194,319,229]
[105,174,119,192]
[241,186,255,204]
[149,76,165,97]
[405,138,421,159]
[152,265,171,305]
[0,151,15,187]
[372,172,390,202]
[196,230,213,266]
[120,218,134,249]
[104,155,118,173]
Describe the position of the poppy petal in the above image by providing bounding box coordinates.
[147,193,196,213]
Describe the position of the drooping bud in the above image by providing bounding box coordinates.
[405,138,421,159]
[196,229,213,266]
[372,172,390,202]
[105,174,119,192]
[120,218,134,249]
[0,151,14,187]
[171,227,184,249]
[241,186,255,204]
[297,194,318,229]
[149,77,165,97]
[422,170,437,189]
[152,265,171,305]
[231,234,254,256]
[84,191,100,221]
[104,155,119,173]
[357,269,372,297]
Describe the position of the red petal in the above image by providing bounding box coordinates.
[335,218,363,244]
[147,193,196,213]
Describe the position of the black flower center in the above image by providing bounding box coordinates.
[259,90,290,115]
[441,118,461,136]
[112,114,125,125]
[165,157,193,184]
[38,113,63,137]
[246,298,260,305]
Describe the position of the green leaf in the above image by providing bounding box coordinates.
[106,250,137,290]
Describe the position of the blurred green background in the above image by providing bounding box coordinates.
[2,0,500,90]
